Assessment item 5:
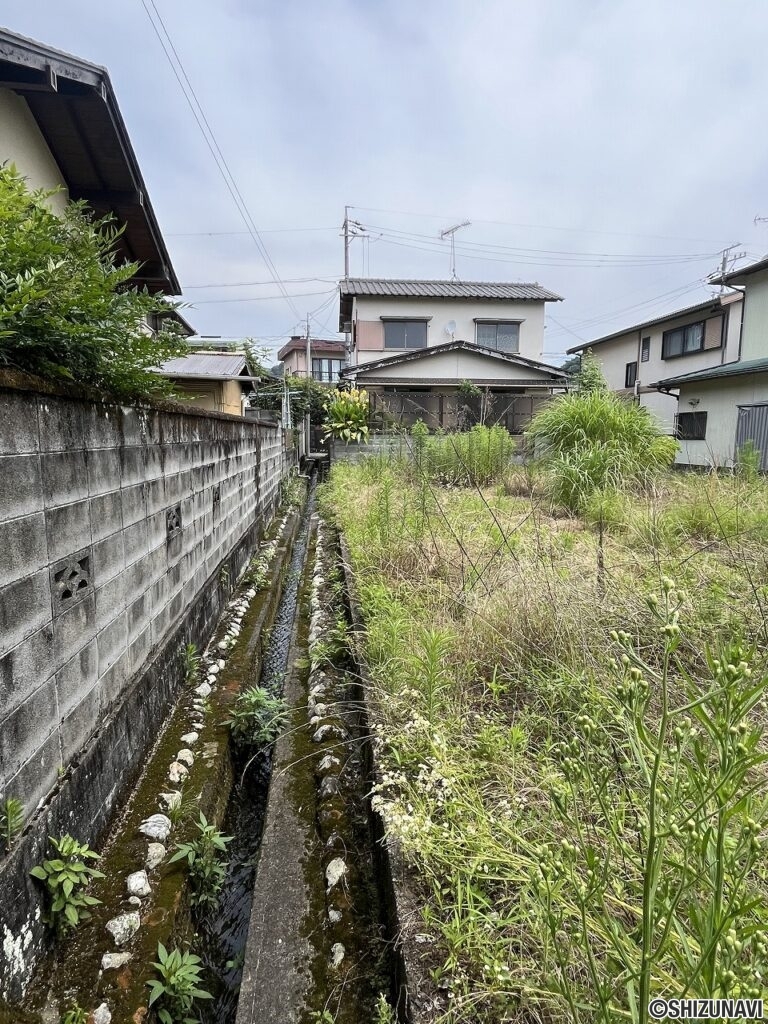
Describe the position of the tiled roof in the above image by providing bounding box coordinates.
[340,278,562,301]
[158,353,252,378]
[341,340,569,378]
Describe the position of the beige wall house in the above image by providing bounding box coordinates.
[338,278,567,430]
[567,293,744,434]
[157,352,260,417]
[651,258,768,468]
[277,336,346,382]
[0,28,179,296]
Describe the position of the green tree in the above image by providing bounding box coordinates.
[575,350,608,393]
[0,164,188,398]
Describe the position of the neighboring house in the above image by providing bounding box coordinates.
[566,293,744,434]
[0,27,179,295]
[277,336,346,383]
[651,257,768,469]
[338,277,568,430]
[156,352,261,416]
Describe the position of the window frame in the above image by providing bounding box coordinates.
[661,320,709,360]
[625,361,638,388]
[311,357,343,382]
[381,317,429,350]
[675,410,708,441]
[473,319,522,354]
[641,336,650,362]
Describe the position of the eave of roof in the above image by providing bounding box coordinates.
[0,27,179,294]
[277,337,346,360]
[566,296,739,354]
[652,357,768,389]
[340,340,569,379]
[714,255,768,285]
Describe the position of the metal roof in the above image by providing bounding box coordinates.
[0,27,179,294]
[341,340,569,379]
[158,353,251,379]
[567,296,738,354]
[340,278,563,301]
[653,357,768,389]
[715,255,768,285]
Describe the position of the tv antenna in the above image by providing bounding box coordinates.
[439,220,470,280]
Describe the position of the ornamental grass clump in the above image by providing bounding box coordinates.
[408,423,515,486]
[527,361,678,512]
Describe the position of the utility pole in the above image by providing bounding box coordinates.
[342,206,366,369]
[439,220,471,280]
[716,243,747,293]
[305,313,311,457]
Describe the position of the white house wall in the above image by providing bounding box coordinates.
[0,88,68,212]
[675,374,768,467]
[584,299,742,432]
[355,348,558,382]
[352,295,547,364]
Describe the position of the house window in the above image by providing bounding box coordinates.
[383,320,428,349]
[625,361,638,387]
[641,336,650,362]
[662,321,706,359]
[311,358,343,382]
[475,321,520,353]
[676,411,707,440]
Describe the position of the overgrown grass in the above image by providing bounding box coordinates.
[320,459,768,1023]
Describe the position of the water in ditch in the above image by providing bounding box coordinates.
[197,474,317,1024]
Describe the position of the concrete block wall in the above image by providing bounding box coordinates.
[0,385,284,823]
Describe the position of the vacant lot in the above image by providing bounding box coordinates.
[321,455,768,1023]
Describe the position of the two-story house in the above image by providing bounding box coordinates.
[278,336,346,383]
[567,293,744,439]
[651,259,768,468]
[338,278,569,431]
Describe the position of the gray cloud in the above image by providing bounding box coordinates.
[7,0,768,360]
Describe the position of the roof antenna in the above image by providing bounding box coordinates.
[439,220,471,280]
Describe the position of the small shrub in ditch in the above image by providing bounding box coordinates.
[225,685,289,748]
[0,796,23,853]
[147,942,212,1024]
[181,642,200,687]
[61,1004,88,1024]
[169,813,232,908]
[30,835,103,935]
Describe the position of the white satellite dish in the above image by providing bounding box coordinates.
[445,320,457,340]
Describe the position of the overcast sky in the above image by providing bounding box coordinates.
[8,0,768,362]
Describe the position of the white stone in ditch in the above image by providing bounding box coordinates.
[180,732,198,745]
[160,790,182,810]
[146,843,166,871]
[329,942,345,968]
[92,1003,112,1024]
[127,896,142,908]
[126,870,151,898]
[139,814,171,842]
[106,911,140,946]
[246,589,256,599]
[328,909,342,924]
[195,682,212,697]
[217,659,226,670]
[168,761,189,784]
[208,664,220,676]
[318,754,341,772]
[102,952,132,970]
[176,749,194,767]
[217,640,229,651]
[325,858,346,891]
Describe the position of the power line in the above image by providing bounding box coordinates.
[167,226,338,237]
[141,0,300,317]
[350,205,734,246]
[184,276,337,289]
[191,288,336,306]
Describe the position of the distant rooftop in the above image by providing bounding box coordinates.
[277,336,345,360]
[157,352,260,381]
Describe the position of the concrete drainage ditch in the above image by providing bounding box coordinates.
[10,474,401,1024]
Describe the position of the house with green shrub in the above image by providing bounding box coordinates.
[651,257,768,469]
[338,278,570,431]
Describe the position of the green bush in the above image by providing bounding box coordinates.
[0,164,188,397]
[169,813,232,908]
[30,835,103,935]
[409,424,515,486]
[225,685,288,747]
[527,388,678,511]
[147,943,212,1024]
